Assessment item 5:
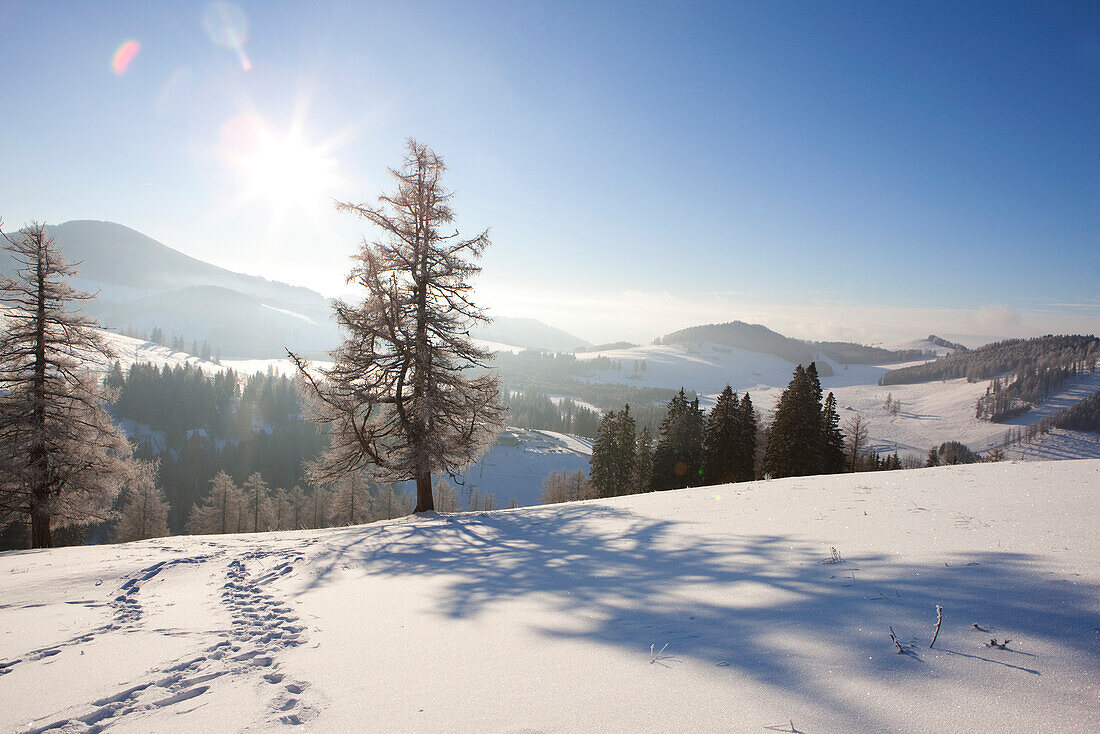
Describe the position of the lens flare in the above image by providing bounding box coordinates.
[111,39,141,75]
[202,1,252,71]
[218,111,342,226]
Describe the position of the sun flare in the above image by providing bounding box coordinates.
[220,112,341,221]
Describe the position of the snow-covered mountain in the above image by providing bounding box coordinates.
[3,460,1096,732]
[473,315,591,352]
[0,221,341,359]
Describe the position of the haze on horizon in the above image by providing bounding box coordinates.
[1,1,1097,346]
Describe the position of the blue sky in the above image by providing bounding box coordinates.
[1,1,1097,343]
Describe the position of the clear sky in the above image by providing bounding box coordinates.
[1,1,1097,344]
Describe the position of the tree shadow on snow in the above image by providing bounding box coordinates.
[301,503,1099,728]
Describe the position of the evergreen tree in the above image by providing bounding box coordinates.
[652,389,705,491]
[589,406,636,497]
[0,222,135,547]
[736,393,758,481]
[633,426,654,493]
[764,364,827,478]
[112,460,170,543]
[821,392,847,474]
[702,386,740,485]
[290,140,505,512]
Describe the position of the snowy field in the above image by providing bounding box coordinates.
[2,460,1097,733]
[576,341,1100,461]
[447,428,592,507]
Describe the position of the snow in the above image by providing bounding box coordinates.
[2,459,1097,732]
[259,304,317,325]
[470,338,527,355]
[566,340,1100,461]
[97,330,224,374]
[446,428,592,507]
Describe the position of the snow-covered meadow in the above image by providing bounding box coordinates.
[2,460,1097,733]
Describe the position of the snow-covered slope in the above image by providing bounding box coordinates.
[444,428,592,507]
[572,341,1100,460]
[97,330,225,374]
[2,460,1097,732]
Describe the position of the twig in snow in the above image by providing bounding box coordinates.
[986,638,1011,649]
[930,605,943,648]
[649,642,670,664]
[972,623,988,632]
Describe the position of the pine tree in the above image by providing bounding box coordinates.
[652,389,705,491]
[290,140,505,513]
[112,460,170,543]
[764,364,827,478]
[821,392,847,474]
[0,222,135,547]
[186,471,242,535]
[736,393,757,481]
[702,386,739,486]
[590,405,636,497]
[633,426,654,493]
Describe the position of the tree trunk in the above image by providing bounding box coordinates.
[31,508,51,549]
[30,248,51,548]
[414,472,434,512]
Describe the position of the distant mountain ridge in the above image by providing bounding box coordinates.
[473,316,591,352]
[658,321,933,373]
[0,220,590,360]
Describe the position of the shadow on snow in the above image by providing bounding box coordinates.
[300,501,1098,728]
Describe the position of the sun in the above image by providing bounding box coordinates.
[219,112,342,223]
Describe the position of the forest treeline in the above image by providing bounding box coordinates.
[881,335,1099,385]
[546,363,918,506]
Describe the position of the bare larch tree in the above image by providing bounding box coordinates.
[289,140,505,512]
[0,221,134,547]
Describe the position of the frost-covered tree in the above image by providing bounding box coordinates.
[270,486,289,531]
[186,471,242,535]
[0,222,135,547]
[290,140,505,512]
[373,483,412,520]
[844,414,871,472]
[540,469,593,504]
[308,485,332,529]
[287,485,307,530]
[112,460,169,543]
[242,472,273,533]
[434,480,462,512]
[330,473,371,526]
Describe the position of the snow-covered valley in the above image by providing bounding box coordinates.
[2,460,1097,733]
